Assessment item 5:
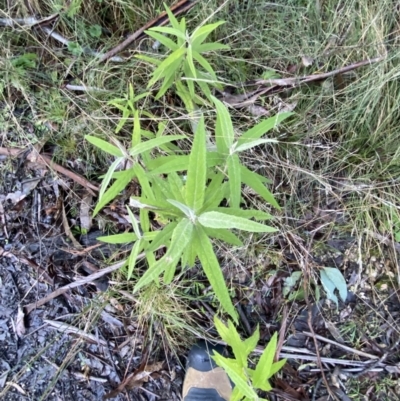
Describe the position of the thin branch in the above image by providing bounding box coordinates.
[24,258,128,314]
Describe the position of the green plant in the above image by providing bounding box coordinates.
[283,267,347,306]
[213,316,286,401]
[138,3,229,101]
[87,80,289,321]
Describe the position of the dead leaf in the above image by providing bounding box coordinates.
[301,55,314,67]
[15,307,26,337]
[80,193,93,232]
[5,382,26,395]
[246,104,270,117]
[103,361,164,399]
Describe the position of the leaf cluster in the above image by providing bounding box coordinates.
[86,8,291,322]
[137,3,229,102]
[213,316,286,400]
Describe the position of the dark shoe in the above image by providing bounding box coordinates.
[182,340,232,401]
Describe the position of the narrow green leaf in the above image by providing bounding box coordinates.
[133,164,155,202]
[227,154,241,208]
[191,21,226,47]
[204,227,243,246]
[167,172,185,203]
[146,221,177,252]
[212,207,272,220]
[147,155,189,174]
[212,95,234,153]
[148,48,185,87]
[127,239,143,280]
[146,30,179,51]
[199,211,277,233]
[165,3,182,31]
[240,165,280,209]
[186,45,197,78]
[93,167,136,216]
[148,26,186,40]
[212,354,257,399]
[98,157,124,203]
[140,208,150,233]
[85,135,124,157]
[135,54,161,66]
[183,60,195,98]
[134,218,193,292]
[269,358,286,377]
[195,42,230,52]
[214,317,247,366]
[192,51,217,79]
[237,112,292,147]
[167,199,195,220]
[132,109,141,147]
[126,206,142,238]
[194,227,238,322]
[130,135,185,157]
[185,116,206,211]
[243,326,260,357]
[234,137,278,153]
[252,332,279,388]
[97,232,137,244]
[155,60,182,99]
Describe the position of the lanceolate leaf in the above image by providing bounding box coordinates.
[130,135,185,157]
[191,21,226,47]
[134,218,193,292]
[237,112,292,147]
[194,226,238,322]
[192,51,217,79]
[212,354,257,399]
[148,26,186,40]
[212,96,234,154]
[145,30,179,51]
[252,332,279,390]
[204,227,243,246]
[234,137,278,153]
[93,167,137,216]
[85,135,124,157]
[185,116,206,211]
[167,199,195,220]
[214,318,247,366]
[212,207,272,220]
[98,157,124,203]
[199,211,277,233]
[195,42,230,52]
[127,239,143,280]
[240,165,280,209]
[97,232,138,244]
[148,47,185,87]
[227,153,241,208]
[146,221,177,253]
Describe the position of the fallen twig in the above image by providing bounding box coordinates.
[302,331,379,360]
[0,147,99,194]
[44,319,114,347]
[222,55,385,108]
[24,258,129,314]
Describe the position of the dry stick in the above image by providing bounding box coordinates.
[275,304,288,362]
[24,258,129,314]
[251,55,386,88]
[99,0,198,64]
[0,147,99,194]
[302,331,379,360]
